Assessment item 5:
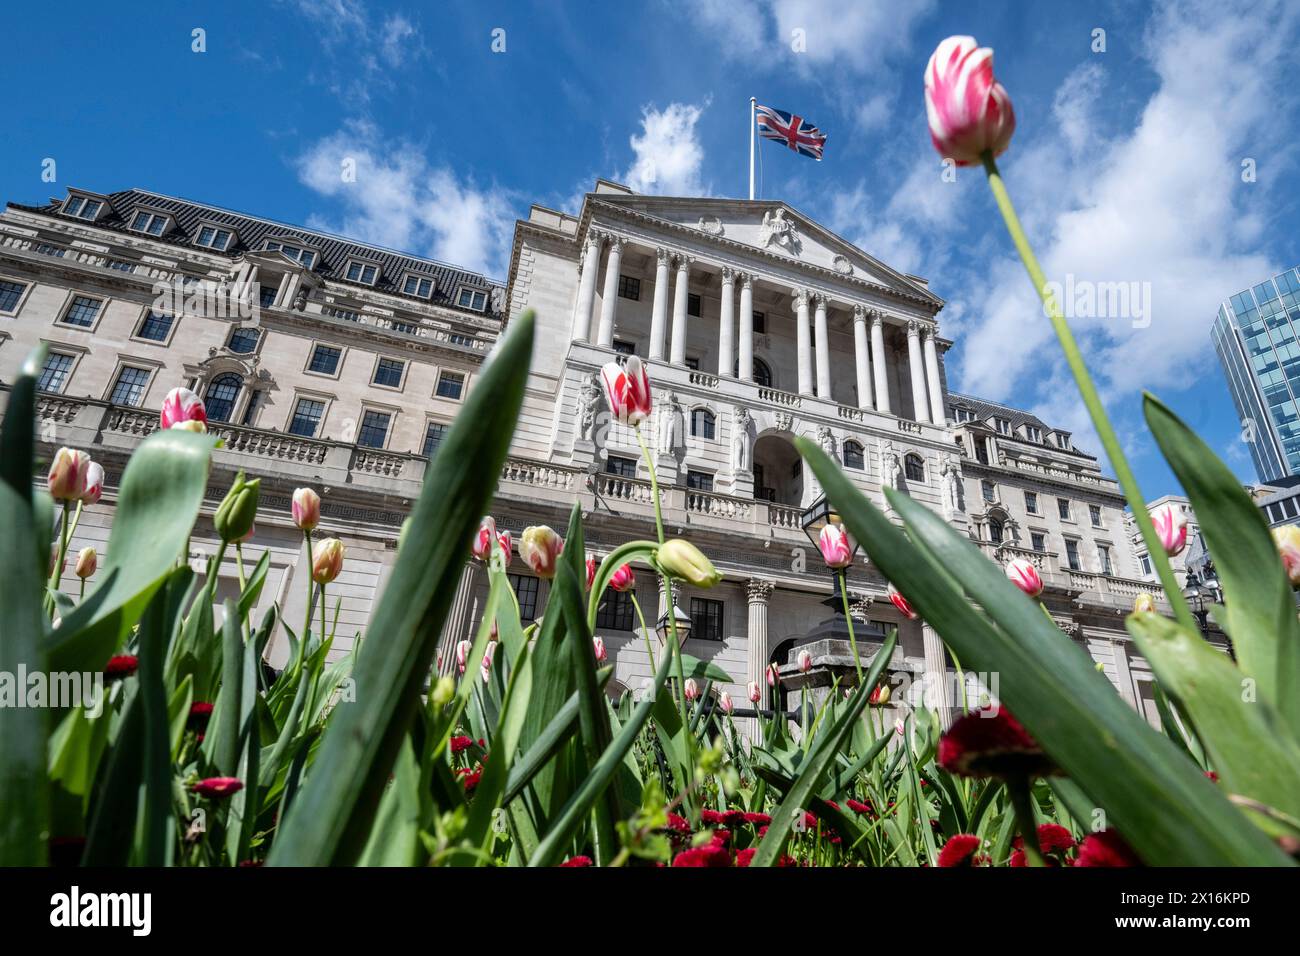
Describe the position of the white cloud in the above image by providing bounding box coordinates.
[379,14,420,67]
[297,123,515,279]
[621,102,710,196]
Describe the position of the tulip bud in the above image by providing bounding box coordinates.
[292,487,321,532]
[481,643,496,683]
[869,683,891,706]
[80,461,104,505]
[472,516,497,562]
[47,447,90,501]
[1274,525,1300,588]
[456,639,472,675]
[895,719,906,736]
[609,563,636,592]
[798,649,812,673]
[925,36,1016,167]
[657,539,721,588]
[520,525,564,579]
[593,636,607,662]
[599,355,653,426]
[161,387,208,431]
[586,555,597,590]
[1150,503,1188,557]
[748,680,761,703]
[431,674,455,708]
[1132,592,1156,614]
[766,662,780,687]
[817,523,854,570]
[74,546,97,580]
[719,691,734,715]
[887,582,919,620]
[214,471,260,543]
[311,537,344,585]
[497,529,512,566]
[1004,557,1043,598]
[684,678,699,702]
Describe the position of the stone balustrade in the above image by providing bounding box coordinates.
[976,539,1165,609]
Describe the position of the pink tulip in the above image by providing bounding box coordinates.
[798,649,812,673]
[47,447,90,502]
[497,529,512,565]
[456,639,472,675]
[74,546,97,580]
[593,636,607,662]
[160,386,207,431]
[1274,526,1300,587]
[1150,503,1188,557]
[1004,557,1043,598]
[481,643,496,684]
[311,538,344,585]
[472,517,497,562]
[766,662,780,687]
[684,678,699,702]
[80,461,104,505]
[887,583,919,620]
[747,681,761,703]
[599,355,652,426]
[520,526,563,579]
[292,487,321,532]
[586,555,597,590]
[609,563,636,592]
[924,36,1016,167]
[719,691,733,715]
[817,524,853,569]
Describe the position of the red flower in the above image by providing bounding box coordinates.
[937,834,986,867]
[710,829,731,846]
[757,825,769,837]
[663,813,691,834]
[672,844,731,867]
[104,655,139,680]
[743,812,771,826]
[450,735,474,755]
[1205,770,1220,783]
[846,798,874,816]
[735,848,756,867]
[937,707,1057,778]
[188,701,214,728]
[238,860,263,867]
[700,808,726,826]
[559,855,593,867]
[458,769,482,794]
[1075,829,1141,867]
[191,777,242,799]
[721,809,748,828]
[776,854,799,867]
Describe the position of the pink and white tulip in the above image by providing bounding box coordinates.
[599,355,652,426]
[887,583,919,620]
[481,642,497,683]
[80,461,104,505]
[684,678,699,702]
[1150,503,1188,557]
[817,524,854,570]
[311,538,344,585]
[1274,525,1300,588]
[798,649,813,673]
[292,487,321,532]
[1004,557,1044,598]
[593,636,607,662]
[520,525,563,579]
[74,546,97,580]
[47,447,91,502]
[719,691,733,715]
[609,563,636,592]
[472,517,498,562]
[586,555,597,590]
[456,639,472,675]
[748,681,761,703]
[766,662,780,687]
[160,386,207,431]
[924,36,1016,167]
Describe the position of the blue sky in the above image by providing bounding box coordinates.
[3,0,1297,499]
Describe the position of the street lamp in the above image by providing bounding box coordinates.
[655,603,693,648]
[800,493,861,562]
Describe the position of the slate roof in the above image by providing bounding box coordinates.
[948,391,1094,459]
[8,188,504,318]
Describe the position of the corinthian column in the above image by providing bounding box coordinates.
[922,326,945,426]
[794,290,813,396]
[436,561,481,675]
[718,267,735,376]
[596,235,624,348]
[906,320,930,424]
[852,305,874,410]
[813,294,831,399]
[746,579,775,740]
[571,231,602,342]
[669,255,692,366]
[870,310,890,414]
[738,273,754,382]
[921,623,951,727]
[649,247,671,361]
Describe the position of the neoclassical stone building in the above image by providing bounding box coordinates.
[0,179,1172,728]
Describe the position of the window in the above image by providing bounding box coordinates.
[264,240,315,268]
[38,352,75,392]
[1024,491,1039,514]
[606,455,637,478]
[64,195,103,220]
[205,373,242,423]
[61,295,102,328]
[982,480,996,503]
[988,517,1005,543]
[280,397,323,437]
[509,574,539,621]
[690,598,724,642]
[595,590,636,631]
[687,293,701,317]
[404,275,434,298]
[458,287,488,311]
[196,226,233,251]
[324,306,360,322]
[995,417,1012,435]
[450,333,477,348]
[752,358,772,387]
[1065,539,1081,571]
[1024,424,1042,443]
[345,260,379,285]
[0,279,28,312]
[373,357,405,388]
[952,405,975,423]
[1089,504,1103,528]
[357,410,391,448]
[1054,432,1072,450]
[227,326,260,354]
[129,210,169,236]
[686,470,714,492]
[843,441,865,470]
[753,311,766,334]
[613,339,636,356]
[690,408,716,439]
[35,242,66,258]
[617,275,641,300]
[975,438,990,465]
[436,371,465,400]
[307,344,342,375]
[422,421,447,458]
[1139,554,1153,576]
[1057,498,1072,520]
[390,320,418,335]
[684,356,700,370]
[1098,545,1113,575]
[259,283,278,309]
[1031,532,1046,552]
[109,366,151,406]
[107,259,136,273]
[904,454,925,482]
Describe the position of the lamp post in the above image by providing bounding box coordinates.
[655,602,693,649]
[1183,566,1229,655]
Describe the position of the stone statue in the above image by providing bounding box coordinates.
[657,392,682,456]
[759,207,799,253]
[817,425,836,461]
[879,440,901,510]
[941,454,963,518]
[576,375,600,442]
[732,406,752,472]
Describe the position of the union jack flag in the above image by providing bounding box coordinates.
[755,105,827,160]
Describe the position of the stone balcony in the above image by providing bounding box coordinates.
[976,541,1166,612]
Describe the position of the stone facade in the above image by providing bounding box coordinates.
[0,179,1182,730]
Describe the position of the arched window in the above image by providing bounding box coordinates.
[227,327,260,354]
[690,408,716,439]
[205,372,242,423]
[988,516,1005,543]
[843,440,865,470]
[733,358,773,387]
[904,453,925,482]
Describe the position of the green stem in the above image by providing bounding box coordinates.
[1005,773,1046,867]
[836,570,864,684]
[981,152,1196,635]
[634,425,666,546]
[298,531,314,678]
[630,590,657,673]
[49,501,70,593]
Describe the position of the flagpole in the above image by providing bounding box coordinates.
[748,97,756,201]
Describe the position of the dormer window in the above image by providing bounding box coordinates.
[457,287,488,311]
[1054,431,1072,450]
[403,274,434,298]
[346,259,381,285]
[195,224,235,252]
[952,405,974,423]
[994,417,1012,435]
[263,239,316,269]
[129,210,171,237]
[1023,424,1042,443]
[63,194,104,221]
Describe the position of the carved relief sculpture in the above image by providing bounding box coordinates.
[732,405,753,473]
[576,375,600,442]
[759,207,800,254]
[657,392,683,456]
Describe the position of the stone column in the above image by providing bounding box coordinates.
[813,294,831,399]
[852,305,874,410]
[746,579,775,739]
[870,311,890,414]
[1110,638,1139,707]
[596,235,624,348]
[571,230,602,342]
[906,320,930,424]
[738,274,754,382]
[923,326,945,426]
[718,267,735,376]
[669,256,692,366]
[921,623,951,726]
[649,246,671,361]
[794,290,813,396]
[436,561,481,675]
